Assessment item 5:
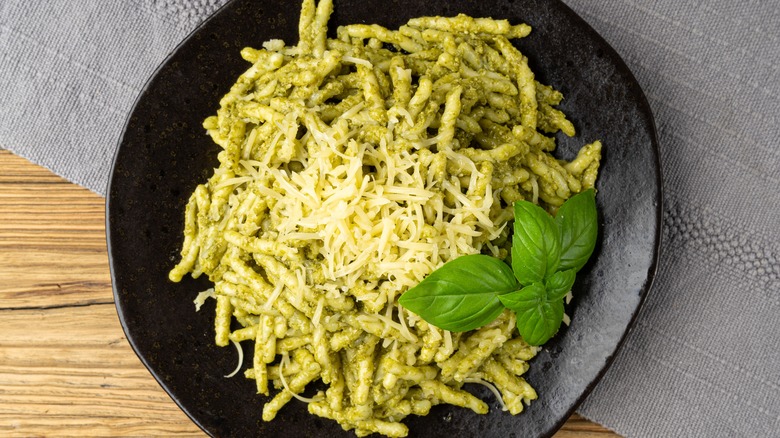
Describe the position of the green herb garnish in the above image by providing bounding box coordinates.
[399,189,598,346]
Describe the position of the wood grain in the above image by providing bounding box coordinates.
[0,151,109,310]
[0,149,619,437]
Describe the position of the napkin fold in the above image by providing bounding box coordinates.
[1,1,778,436]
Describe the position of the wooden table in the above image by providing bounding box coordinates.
[0,149,617,437]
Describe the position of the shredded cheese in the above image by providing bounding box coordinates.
[279,353,319,403]
[168,0,603,435]
[464,377,508,412]
[224,340,245,378]
[193,288,216,312]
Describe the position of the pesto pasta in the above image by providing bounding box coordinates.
[169,0,601,436]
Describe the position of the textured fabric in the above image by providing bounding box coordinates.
[1,1,778,437]
[0,0,227,193]
[560,1,780,436]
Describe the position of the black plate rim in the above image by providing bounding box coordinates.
[105,0,235,434]
[536,1,664,434]
[106,0,664,436]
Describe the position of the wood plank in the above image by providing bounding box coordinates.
[557,414,619,437]
[0,150,111,309]
[0,304,202,437]
[0,149,619,437]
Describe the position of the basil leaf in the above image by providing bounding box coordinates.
[545,269,576,301]
[398,254,519,332]
[556,188,598,272]
[512,201,561,285]
[499,283,564,346]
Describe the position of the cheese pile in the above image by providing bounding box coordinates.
[168,0,601,436]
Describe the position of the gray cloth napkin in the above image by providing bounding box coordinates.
[2,1,778,436]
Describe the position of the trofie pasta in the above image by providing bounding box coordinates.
[169,0,601,436]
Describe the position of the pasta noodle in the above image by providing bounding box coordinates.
[169,0,601,436]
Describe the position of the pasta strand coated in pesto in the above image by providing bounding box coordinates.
[169,1,602,436]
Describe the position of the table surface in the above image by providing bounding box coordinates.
[0,148,619,437]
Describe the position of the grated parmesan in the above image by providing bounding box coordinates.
[168,0,602,435]
[193,288,215,312]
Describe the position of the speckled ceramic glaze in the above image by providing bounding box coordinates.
[107,0,662,436]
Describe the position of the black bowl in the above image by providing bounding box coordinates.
[107,0,662,436]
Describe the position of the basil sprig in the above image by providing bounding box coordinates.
[396,254,518,332]
[398,189,598,346]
